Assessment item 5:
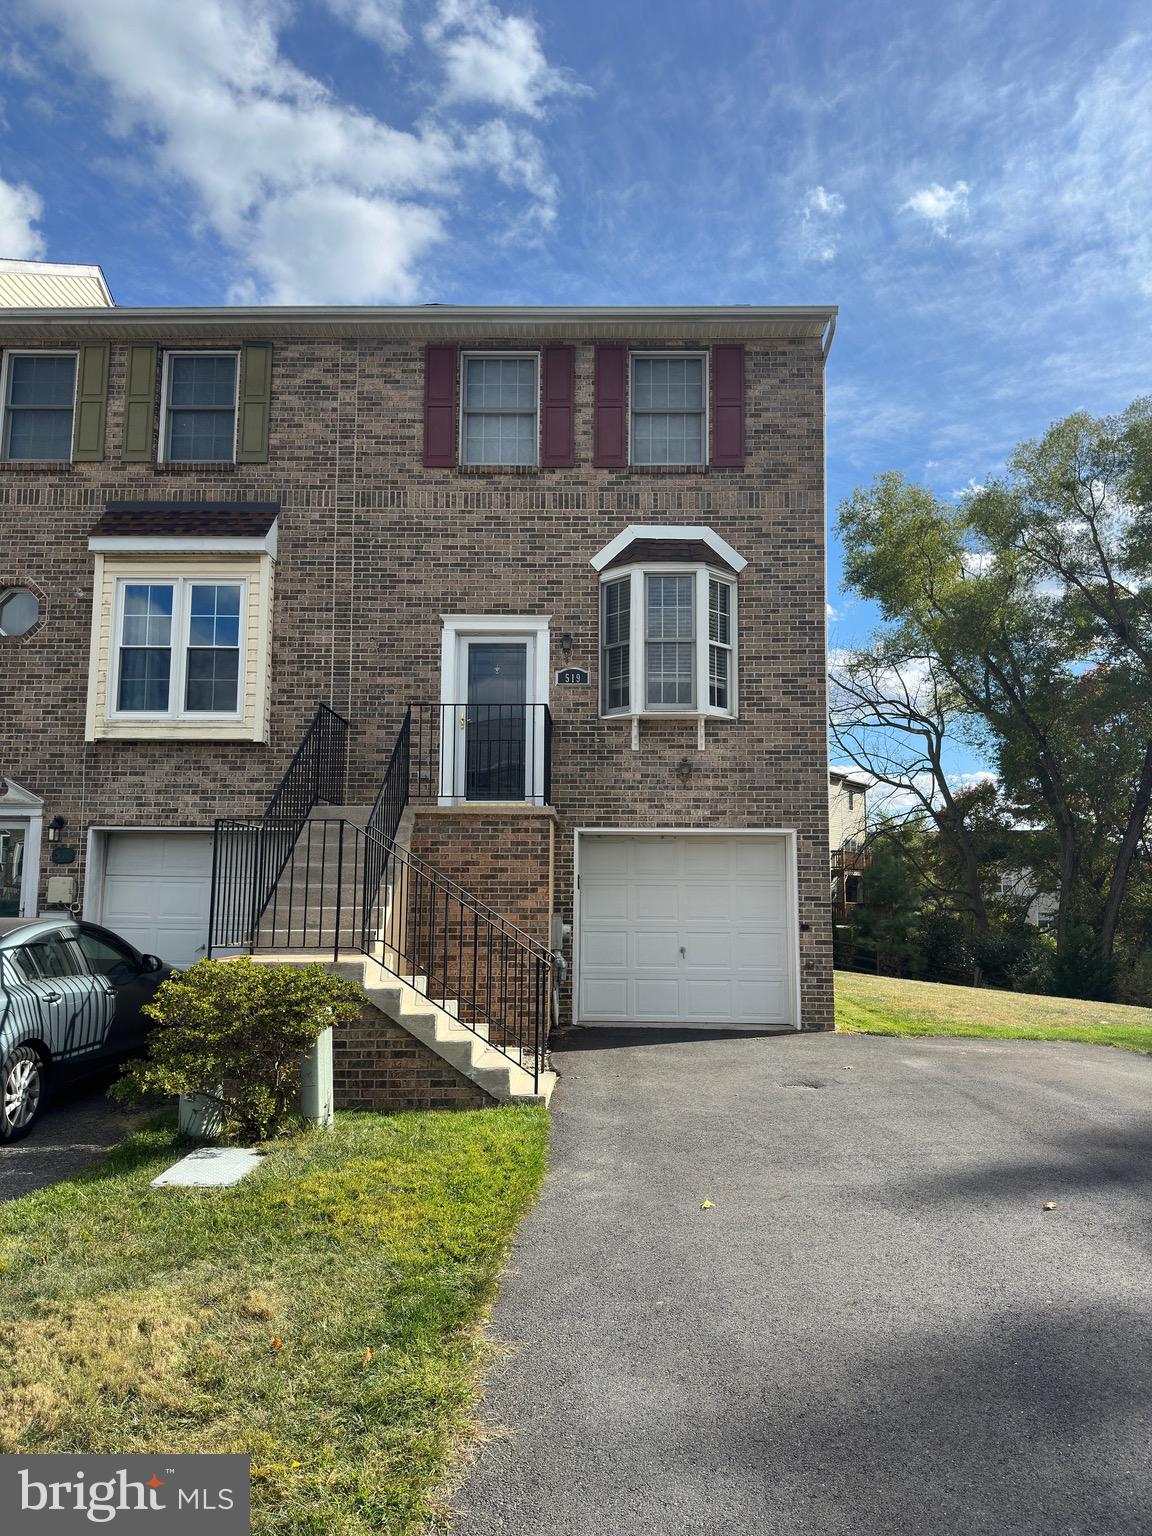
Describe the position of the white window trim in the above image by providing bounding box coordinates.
[628,350,709,468]
[109,575,247,722]
[590,525,748,573]
[459,350,541,468]
[0,349,79,464]
[599,563,738,721]
[157,350,240,465]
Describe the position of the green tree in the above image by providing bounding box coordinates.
[837,401,1152,978]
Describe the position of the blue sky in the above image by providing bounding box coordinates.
[2,0,1150,781]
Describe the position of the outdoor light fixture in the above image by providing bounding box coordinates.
[674,756,695,784]
[47,815,68,844]
[559,632,573,655]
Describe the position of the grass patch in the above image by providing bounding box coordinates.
[0,1107,548,1534]
[836,970,1152,1054]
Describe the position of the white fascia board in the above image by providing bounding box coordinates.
[88,529,278,558]
[590,525,748,573]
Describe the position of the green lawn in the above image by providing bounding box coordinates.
[836,969,1152,1053]
[0,1107,548,1535]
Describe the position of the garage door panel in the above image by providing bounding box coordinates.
[681,840,732,877]
[634,978,680,1016]
[635,930,680,968]
[633,886,679,921]
[584,883,628,920]
[685,930,732,967]
[578,833,796,1027]
[632,840,682,878]
[583,978,629,1016]
[582,929,627,968]
[683,883,732,921]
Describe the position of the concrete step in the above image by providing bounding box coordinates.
[257,951,554,1106]
[307,804,374,826]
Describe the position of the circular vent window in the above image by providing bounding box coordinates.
[0,589,40,637]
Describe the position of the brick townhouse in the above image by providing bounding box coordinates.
[0,294,836,1105]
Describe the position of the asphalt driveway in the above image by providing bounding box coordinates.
[0,1077,144,1202]
[453,1028,1152,1535]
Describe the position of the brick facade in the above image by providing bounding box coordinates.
[333,999,492,1112]
[0,311,833,1031]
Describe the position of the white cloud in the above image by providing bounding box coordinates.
[27,0,572,300]
[798,183,844,262]
[0,176,45,259]
[321,0,408,51]
[425,0,583,117]
[950,477,986,501]
[900,179,970,235]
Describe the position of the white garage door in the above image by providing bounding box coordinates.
[578,834,796,1026]
[99,832,213,968]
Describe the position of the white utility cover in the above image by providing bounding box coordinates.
[578,834,795,1025]
[151,1147,265,1188]
[100,832,213,967]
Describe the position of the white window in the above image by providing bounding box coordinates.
[461,353,538,466]
[160,352,239,463]
[630,353,706,466]
[600,564,737,718]
[1,352,77,462]
[113,578,244,718]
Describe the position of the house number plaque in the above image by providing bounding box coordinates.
[555,667,590,685]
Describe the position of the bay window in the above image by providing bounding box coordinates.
[600,564,737,718]
[114,578,244,718]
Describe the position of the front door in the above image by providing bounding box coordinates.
[0,824,27,916]
[459,639,530,801]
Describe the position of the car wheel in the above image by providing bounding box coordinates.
[1,1044,46,1142]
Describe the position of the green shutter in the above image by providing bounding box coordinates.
[236,342,272,463]
[121,343,158,462]
[71,343,110,461]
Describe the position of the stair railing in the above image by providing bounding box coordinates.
[247,815,550,1090]
[208,702,348,953]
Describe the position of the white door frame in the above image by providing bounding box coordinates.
[0,779,44,918]
[439,615,551,805]
[572,827,802,1030]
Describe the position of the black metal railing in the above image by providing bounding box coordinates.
[242,816,550,1090]
[209,703,348,950]
[408,702,551,806]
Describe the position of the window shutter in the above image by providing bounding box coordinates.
[423,344,458,467]
[121,344,158,463]
[593,345,628,467]
[540,345,575,468]
[71,343,110,462]
[236,342,272,462]
[710,344,746,467]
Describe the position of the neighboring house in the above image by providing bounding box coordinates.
[0,259,114,308]
[0,291,836,1107]
[998,869,1058,933]
[829,766,869,918]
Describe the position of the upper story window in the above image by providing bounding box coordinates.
[161,352,239,463]
[1,352,77,461]
[113,577,244,718]
[461,353,538,466]
[630,353,706,466]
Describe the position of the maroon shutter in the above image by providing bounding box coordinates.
[593,344,628,467]
[540,345,575,467]
[423,344,458,467]
[710,344,746,467]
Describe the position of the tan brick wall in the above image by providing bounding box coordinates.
[0,328,832,1030]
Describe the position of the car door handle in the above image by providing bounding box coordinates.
[43,991,62,1004]
[679,947,686,959]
